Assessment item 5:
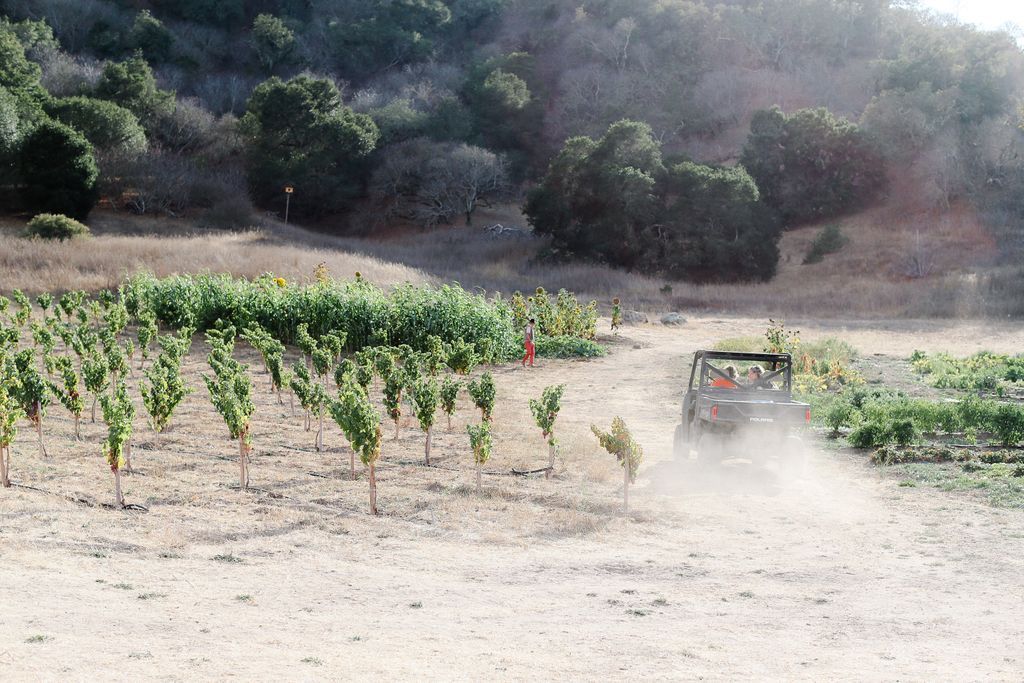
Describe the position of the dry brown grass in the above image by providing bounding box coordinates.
[1,198,1018,318]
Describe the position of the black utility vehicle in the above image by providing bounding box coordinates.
[673,351,810,472]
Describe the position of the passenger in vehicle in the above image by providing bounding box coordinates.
[711,365,739,388]
[746,365,764,388]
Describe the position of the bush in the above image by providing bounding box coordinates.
[741,107,886,226]
[45,96,147,156]
[534,335,605,359]
[911,350,1024,394]
[803,224,848,264]
[24,213,90,240]
[824,399,855,435]
[525,120,781,283]
[19,119,99,220]
[240,75,379,218]
[992,403,1024,447]
[871,445,956,466]
[123,273,523,360]
[94,56,175,130]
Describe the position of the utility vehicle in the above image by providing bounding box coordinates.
[673,351,811,472]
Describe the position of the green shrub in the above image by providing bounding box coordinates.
[872,445,956,465]
[848,418,919,448]
[991,403,1024,447]
[24,213,90,240]
[124,273,522,359]
[979,451,1024,464]
[19,120,99,220]
[824,400,856,435]
[911,351,1024,393]
[803,224,848,264]
[889,418,919,446]
[534,335,605,359]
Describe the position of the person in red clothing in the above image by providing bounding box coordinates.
[710,365,738,388]
[521,318,536,367]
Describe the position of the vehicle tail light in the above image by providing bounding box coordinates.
[805,408,812,424]
[711,405,719,421]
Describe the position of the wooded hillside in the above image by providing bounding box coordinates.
[1,0,1022,283]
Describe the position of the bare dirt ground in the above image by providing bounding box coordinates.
[2,317,1024,681]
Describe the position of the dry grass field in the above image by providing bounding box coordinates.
[2,317,1024,680]
[1,199,1018,318]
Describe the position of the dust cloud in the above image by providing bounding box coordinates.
[643,426,873,523]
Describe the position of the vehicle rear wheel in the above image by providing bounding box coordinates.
[673,423,689,460]
[779,435,807,479]
[696,431,723,464]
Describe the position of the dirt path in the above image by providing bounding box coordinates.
[1,319,1023,680]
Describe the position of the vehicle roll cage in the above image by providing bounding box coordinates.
[688,351,793,392]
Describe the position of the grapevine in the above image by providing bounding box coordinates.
[467,422,492,494]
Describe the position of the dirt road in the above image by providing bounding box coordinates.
[2,318,1023,680]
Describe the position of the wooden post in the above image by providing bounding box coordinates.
[369,463,377,515]
[316,412,324,451]
[623,459,629,516]
[35,404,47,458]
[239,437,249,490]
[114,466,124,508]
[476,460,482,494]
[0,445,9,488]
[424,428,431,465]
[546,437,554,480]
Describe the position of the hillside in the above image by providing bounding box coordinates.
[1,0,1023,310]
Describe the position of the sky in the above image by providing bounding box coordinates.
[915,1,1024,31]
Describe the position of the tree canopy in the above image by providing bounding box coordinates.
[527,120,780,282]
[240,75,379,217]
[740,107,886,226]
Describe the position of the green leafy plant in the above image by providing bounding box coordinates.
[383,371,404,441]
[11,290,31,329]
[100,380,134,508]
[0,351,23,488]
[440,376,461,431]
[411,376,440,464]
[140,346,190,433]
[534,335,605,359]
[204,331,255,489]
[467,422,492,494]
[24,213,92,241]
[136,309,159,370]
[290,362,317,433]
[444,338,479,375]
[530,384,565,478]
[803,224,848,264]
[82,350,109,423]
[992,403,1024,447]
[14,350,49,458]
[592,417,643,514]
[336,383,383,513]
[824,399,856,436]
[467,372,496,423]
[611,298,622,333]
[49,356,84,440]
